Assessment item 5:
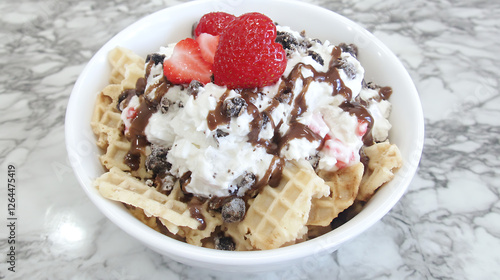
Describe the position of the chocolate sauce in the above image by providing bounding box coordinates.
[339,101,375,146]
[123,42,382,199]
[124,100,157,170]
[123,75,170,171]
[207,90,231,130]
[279,122,323,150]
[144,77,170,101]
[253,156,284,190]
[188,204,207,230]
[179,171,192,191]
[379,86,393,100]
[117,77,146,111]
[287,46,353,100]
[117,89,135,111]
[204,45,358,192]
[136,77,146,95]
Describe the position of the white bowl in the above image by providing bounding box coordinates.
[65,0,424,272]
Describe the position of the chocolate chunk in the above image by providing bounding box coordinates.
[187,80,204,97]
[364,81,379,90]
[338,43,358,58]
[224,97,247,117]
[215,236,236,251]
[145,145,171,174]
[237,172,256,191]
[308,154,320,170]
[221,197,246,223]
[276,89,293,104]
[307,51,324,66]
[146,53,166,65]
[261,112,270,127]
[156,173,176,194]
[336,59,357,80]
[145,179,154,187]
[158,95,171,114]
[276,31,299,51]
[215,129,229,138]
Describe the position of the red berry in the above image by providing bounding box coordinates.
[194,12,236,37]
[213,13,287,89]
[163,38,212,85]
[195,33,219,65]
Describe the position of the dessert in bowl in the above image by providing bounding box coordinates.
[65,0,424,271]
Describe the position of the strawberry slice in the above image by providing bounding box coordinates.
[163,38,212,84]
[196,33,219,65]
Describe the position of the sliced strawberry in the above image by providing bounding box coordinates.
[194,12,236,37]
[163,38,212,84]
[196,33,219,65]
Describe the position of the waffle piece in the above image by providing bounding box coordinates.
[237,160,330,250]
[90,84,123,149]
[184,203,222,247]
[95,167,201,230]
[90,63,151,179]
[125,204,161,232]
[108,46,145,84]
[121,63,144,90]
[307,162,364,226]
[223,222,255,251]
[97,130,151,180]
[156,183,188,236]
[357,142,403,201]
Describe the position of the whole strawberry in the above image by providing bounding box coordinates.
[213,13,287,89]
[194,12,236,37]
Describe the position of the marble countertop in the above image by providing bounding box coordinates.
[1,0,499,279]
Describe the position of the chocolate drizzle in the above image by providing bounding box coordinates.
[204,45,358,193]
[123,73,172,170]
[188,204,207,230]
[122,42,387,199]
[207,90,231,130]
[379,86,393,100]
[339,101,375,146]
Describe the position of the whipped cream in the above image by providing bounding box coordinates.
[120,25,393,198]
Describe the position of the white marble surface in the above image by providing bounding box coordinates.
[1,0,499,279]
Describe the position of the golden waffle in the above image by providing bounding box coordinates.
[91,61,151,180]
[98,134,151,180]
[108,46,145,84]
[121,63,144,90]
[95,167,201,230]
[90,85,123,149]
[237,160,330,250]
[307,162,364,226]
[358,142,403,201]
[184,203,222,247]
[223,223,255,251]
[125,204,161,232]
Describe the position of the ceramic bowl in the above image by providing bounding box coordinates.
[66,0,424,272]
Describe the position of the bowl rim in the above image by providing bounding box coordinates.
[65,0,424,268]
